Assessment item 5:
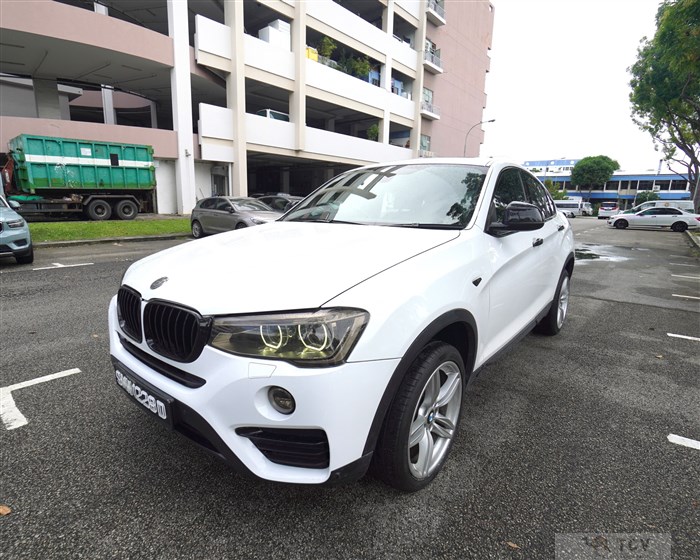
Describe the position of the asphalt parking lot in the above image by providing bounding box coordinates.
[1,218,698,559]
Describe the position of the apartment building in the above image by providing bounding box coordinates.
[0,0,495,214]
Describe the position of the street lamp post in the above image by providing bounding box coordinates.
[463,119,495,157]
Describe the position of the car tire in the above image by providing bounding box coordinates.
[372,341,465,492]
[614,219,628,229]
[535,268,571,336]
[85,199,112,221]
[115,200,138,220]
[671,221,688,232]
[191,220,205,239]
[235,222,247,229]
[15,246,34,265]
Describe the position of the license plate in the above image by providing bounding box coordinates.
[113,359,174,427]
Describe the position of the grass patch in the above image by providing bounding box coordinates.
[29,218,191,242]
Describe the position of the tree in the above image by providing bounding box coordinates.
[629,0,700,211]
[544,178,568,200]
[634,191,661,204]
[570,155,620,199]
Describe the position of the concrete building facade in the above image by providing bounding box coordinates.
[0,0,495,214]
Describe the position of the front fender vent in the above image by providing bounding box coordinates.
[236,427,330,469]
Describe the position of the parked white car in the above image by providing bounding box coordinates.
[109,159,575,491]
[607,207,700,232]
[597,201,620,219]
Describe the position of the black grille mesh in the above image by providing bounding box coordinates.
[143,300,211,363]
[117,286,142,343]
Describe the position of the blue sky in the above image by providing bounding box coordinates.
[479,0,664,172]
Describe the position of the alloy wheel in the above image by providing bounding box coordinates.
[407,360,462,479]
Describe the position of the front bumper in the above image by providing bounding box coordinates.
[108,297,398,484]
[0,229,32,258]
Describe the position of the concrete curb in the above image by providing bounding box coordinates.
[686,230,700,250]
[35,233,191,248]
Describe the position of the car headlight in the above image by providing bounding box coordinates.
[250,218,267,225]
[209,308,369,366]
[7,218,25,229]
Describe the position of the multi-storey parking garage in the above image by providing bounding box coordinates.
[0,0,494,214]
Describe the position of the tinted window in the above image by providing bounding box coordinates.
[492,168,527,222]
[199,198,216,210]
[522,173,555,218]
[215,199,232,211]
[659,208,682,215]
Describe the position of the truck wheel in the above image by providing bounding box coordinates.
[115,200,138,220]
[86,199,112,221]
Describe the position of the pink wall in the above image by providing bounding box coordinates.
[426,1,495,157]
[1,1,173,66]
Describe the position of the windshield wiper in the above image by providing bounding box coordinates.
[286,217,363,225]
[386,223,463,230]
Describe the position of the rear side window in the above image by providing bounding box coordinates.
[199,198,216,210]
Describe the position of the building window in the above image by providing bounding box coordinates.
[420,135,431,151]
[638,180,653,190]
[671,179,688,190]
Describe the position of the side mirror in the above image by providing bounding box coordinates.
[489,201,545,234]
[9,200,20,209]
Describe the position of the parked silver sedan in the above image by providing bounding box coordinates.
[191,197,281,238]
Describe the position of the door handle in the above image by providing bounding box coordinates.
[532,238,543,247]
[558,224,565,231]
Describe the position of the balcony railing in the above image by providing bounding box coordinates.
[420,101,440,120]
[426,1,446,26]
[423,51,443,73]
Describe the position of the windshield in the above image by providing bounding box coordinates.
[232,199,274,212]
[281,164,488,228]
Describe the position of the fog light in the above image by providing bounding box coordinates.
[269,386,295,415]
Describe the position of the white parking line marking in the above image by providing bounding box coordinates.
[671,274,700,280]
[670,255,692,259]
[668,434,700,451]
[667,333,700,342]
[672,294,700,300]
[33,262,94,271]
[0,368,81,430]
[670,263,699,268]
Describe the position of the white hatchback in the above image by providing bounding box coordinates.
[109,159,575,491]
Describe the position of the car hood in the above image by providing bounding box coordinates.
[123,222,459,315]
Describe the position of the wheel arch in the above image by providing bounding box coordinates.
[361,309,478,456]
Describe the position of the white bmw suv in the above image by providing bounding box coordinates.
[109,159,574,492]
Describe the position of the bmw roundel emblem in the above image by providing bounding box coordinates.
[150,277,169,290]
